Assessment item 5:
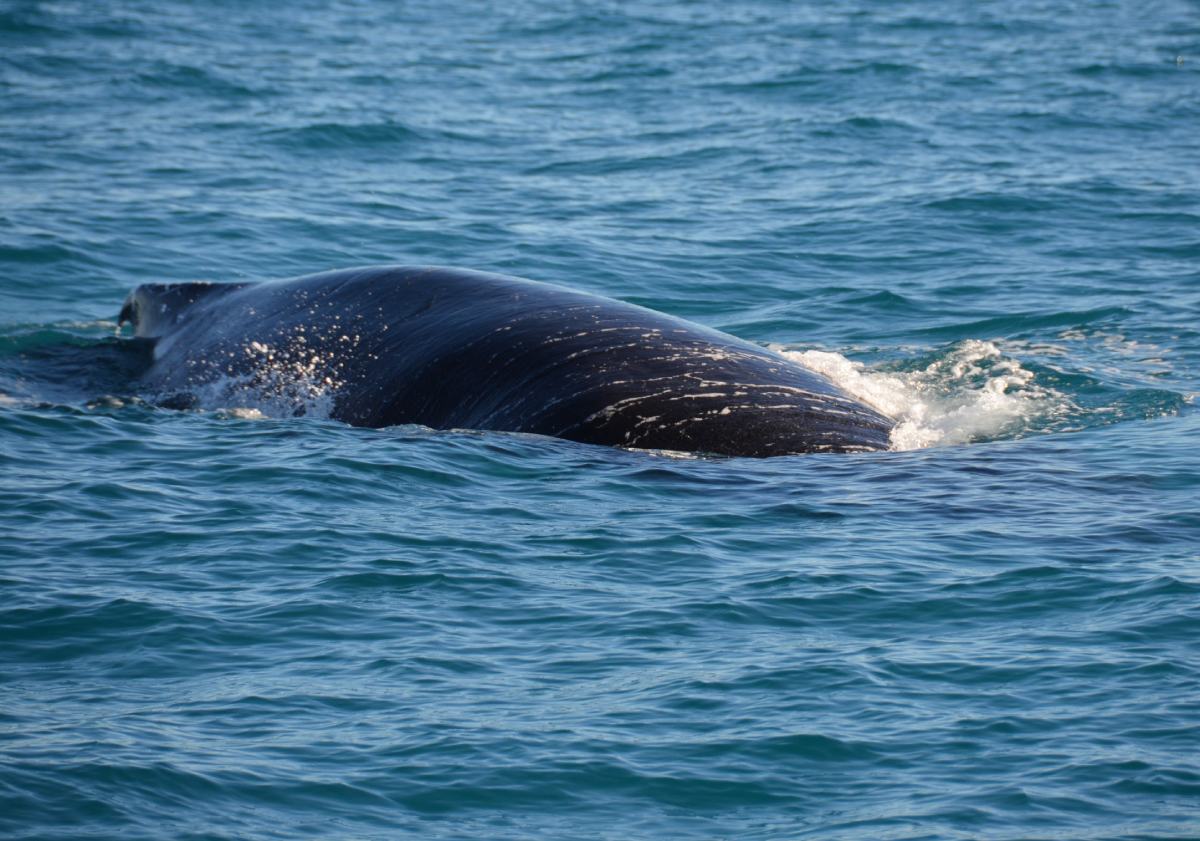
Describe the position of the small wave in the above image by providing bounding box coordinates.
[1071,63,1173,80]
[524,144,730,177]
[264,121,425,151]
[923,193,1059,214]
[812,115,922,138]
[135,61,263,98]
[0,9,64,37]
[0,243,92,266]
[319,571,448,592]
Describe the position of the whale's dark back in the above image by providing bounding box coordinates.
[123,266,893,456]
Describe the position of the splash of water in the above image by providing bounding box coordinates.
[777,340,1070,450]
[183,337,346,420]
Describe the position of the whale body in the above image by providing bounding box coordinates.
[120,265,893,456]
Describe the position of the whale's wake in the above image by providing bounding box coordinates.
[778,340,1072,451]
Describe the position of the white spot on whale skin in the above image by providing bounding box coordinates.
[669,392,726,400]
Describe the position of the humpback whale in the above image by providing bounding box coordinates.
[119,266,893,456]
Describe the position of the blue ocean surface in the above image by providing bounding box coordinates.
[2,1,1199,838]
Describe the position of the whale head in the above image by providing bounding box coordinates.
[119,282,247,339]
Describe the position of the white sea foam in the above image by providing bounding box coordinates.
[775,340,1068,450]
[57,319,120,331]
[218,407,269,421]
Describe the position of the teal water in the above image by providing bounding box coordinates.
[2,2,1199,839]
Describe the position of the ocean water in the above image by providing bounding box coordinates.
[2,0,1199,838]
